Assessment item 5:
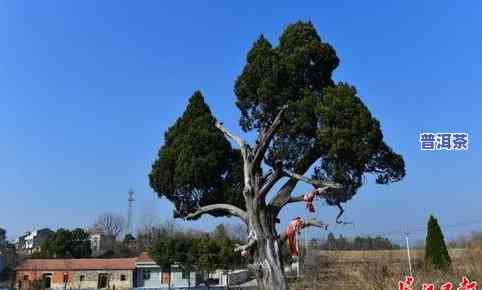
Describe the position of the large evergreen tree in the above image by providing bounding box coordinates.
[149,21,405,290]
[425,215,451,270]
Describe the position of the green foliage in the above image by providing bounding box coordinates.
[315,232,400,251]
[149,226,245,276]
[124,234,136,243]
[150,235,177,270]
[39,228,91,258]
[149,21,405,218]
[425,215,451,271]
[235,21,405,202]
[149,91,244,217]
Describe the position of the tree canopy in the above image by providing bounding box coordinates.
[149,22,405,219]
[149,91,244,217]
[38,228,91,259]
[235,22,405,201]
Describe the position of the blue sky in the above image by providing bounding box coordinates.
[1,1,481,244]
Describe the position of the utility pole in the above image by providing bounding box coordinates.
[405,232,413,276]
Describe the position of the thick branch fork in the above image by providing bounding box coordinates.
[184,203,248,223]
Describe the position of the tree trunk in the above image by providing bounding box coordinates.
[249,208,289,290]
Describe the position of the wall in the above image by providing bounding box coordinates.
[16,270,133,290]
[136,267,196,289]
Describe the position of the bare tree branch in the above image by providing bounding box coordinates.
[283,170,342,189]
[215,122,247,155]
[279,218,328,241]
[215,121,253,195]
[234,239,257,253]
[269,148,320,208]
[257,160,284,201]
[252,105,288,169]
[335,202,353,225]
[92,213,125,239]
[184,203,248,223]
[303,218,329,230]
[285,185,336,204]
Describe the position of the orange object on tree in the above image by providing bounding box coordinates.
[285,217,305,256]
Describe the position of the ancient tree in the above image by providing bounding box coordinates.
[149,21,405,290]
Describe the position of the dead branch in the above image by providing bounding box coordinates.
[252,105,288,169]
[279,218,328,242]
[335,202,353,225]
[286,185,337,204]
[283,170,342,189]
[184,203,248,224]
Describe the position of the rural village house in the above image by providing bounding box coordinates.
[15,252,248,289]
[15,229,54,255]
[16,258,136,290]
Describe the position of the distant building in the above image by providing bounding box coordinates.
[0,228,6,247]
[135,252,196,288]
[89,233,115,254]
[16,228,54,254]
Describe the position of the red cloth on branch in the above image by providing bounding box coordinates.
[303,190,317,213]
[285,217,305,256]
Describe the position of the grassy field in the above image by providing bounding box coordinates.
[289,247,482,290]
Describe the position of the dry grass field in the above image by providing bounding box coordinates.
[289,247,482,290]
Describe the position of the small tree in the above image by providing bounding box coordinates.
[93,213,125,239]
[150,236,176,289]
[425,215,451,270]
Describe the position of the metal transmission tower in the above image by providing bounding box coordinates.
[126,189,135,236]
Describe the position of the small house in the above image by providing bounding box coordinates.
[16,258,137,290]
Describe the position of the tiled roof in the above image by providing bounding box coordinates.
[16,258,138,271]
[136,252,155,263]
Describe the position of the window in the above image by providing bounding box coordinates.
[79,275,85,282]
[120,275,126,281]
[23,275,29,281]
[182,271,190,279]
[63,273,69,283]
[143,270,150,280]
[98,274,108,289]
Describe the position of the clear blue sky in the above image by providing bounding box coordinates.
[1,1,481,244]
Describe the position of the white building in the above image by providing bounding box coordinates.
[89,233,115,254]
[134,252,249,289]
[16,228,53,254]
